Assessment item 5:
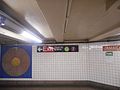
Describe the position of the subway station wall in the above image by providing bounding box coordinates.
[0,41,120,87]
[88,42,120,87]
[32,44,88,80]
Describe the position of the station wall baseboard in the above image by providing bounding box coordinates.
[0,80,119,90]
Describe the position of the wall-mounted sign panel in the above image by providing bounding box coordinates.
[37,45,79,52]
[105,52,113,56]
[103,45,120,51]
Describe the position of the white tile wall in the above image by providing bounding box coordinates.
[32,44,88,80]
[88,41,120,87]
[1,41,120,87]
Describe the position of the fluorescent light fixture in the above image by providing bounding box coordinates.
[115,33,120,36]
[0,27,30,42]
[21,31,42,43]
[0,27,42,43]
[1,23,5,26]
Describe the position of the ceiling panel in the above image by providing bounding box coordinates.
[36,0,67,42]
[64,0,120,41]
[64,0,106,40]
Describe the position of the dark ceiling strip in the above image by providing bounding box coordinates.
[64,0,72,33]
[1,39,120,45]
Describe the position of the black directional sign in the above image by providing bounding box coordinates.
[37,45,79,52]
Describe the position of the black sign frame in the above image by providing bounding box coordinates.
[37,45,79,52]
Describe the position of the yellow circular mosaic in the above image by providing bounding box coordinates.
[11,57,20,67]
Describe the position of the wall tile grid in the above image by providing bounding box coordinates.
[88,41,120,86]
[32,44,88,80]
[32,42,120,86]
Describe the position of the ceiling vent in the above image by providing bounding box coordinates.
[106,0,118,10]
